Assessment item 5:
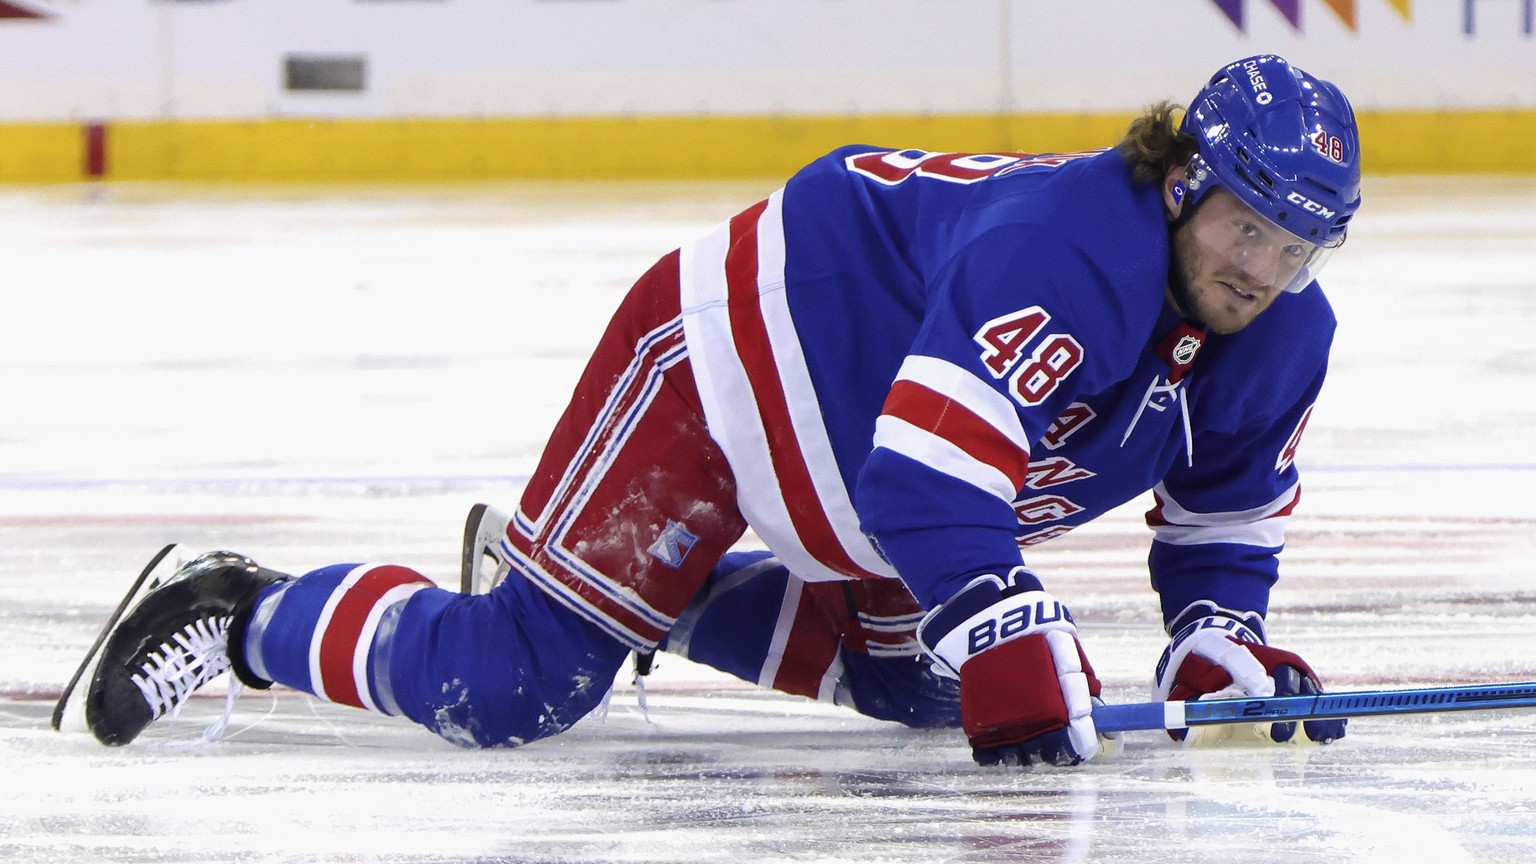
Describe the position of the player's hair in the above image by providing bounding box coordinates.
[1114,100,1198,185]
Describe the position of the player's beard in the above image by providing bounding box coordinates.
[1167,248,1203,329]
[1166,221,1276,335]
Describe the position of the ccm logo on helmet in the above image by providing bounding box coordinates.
[1286,191,1337,220]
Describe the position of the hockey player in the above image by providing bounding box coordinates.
[58,54,1360,766]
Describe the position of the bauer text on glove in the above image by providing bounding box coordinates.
[1154,602,1345,744]
[917,567,1106,766]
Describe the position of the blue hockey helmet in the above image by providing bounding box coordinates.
[1180,55,1362,291]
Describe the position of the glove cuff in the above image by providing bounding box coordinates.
[917,566,1071,677]
[1165,600,1266,643]
[1154,605,1270,702]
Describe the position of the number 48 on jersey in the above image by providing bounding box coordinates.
[974,306,1085,408]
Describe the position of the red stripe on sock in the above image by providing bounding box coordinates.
[317,565,431,708]
[769,585,843,699]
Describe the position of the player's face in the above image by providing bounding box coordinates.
[1169,187,1309,334]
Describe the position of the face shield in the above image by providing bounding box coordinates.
[1188,186,1343,295]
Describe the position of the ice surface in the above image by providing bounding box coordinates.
[2,176,1536,863]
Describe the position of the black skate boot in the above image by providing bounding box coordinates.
[55,547,291,746]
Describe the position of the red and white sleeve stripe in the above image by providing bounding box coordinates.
[874,354,1032,504]
[1145,480,1301,548]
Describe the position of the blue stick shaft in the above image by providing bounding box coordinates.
[1093,681,1536,733]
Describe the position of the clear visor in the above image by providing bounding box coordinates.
[1190,192,1340,295]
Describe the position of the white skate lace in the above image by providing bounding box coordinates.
[130,616,233,721]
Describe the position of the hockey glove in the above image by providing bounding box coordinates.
[1154,602,1345,746]
[917,567,1104,766]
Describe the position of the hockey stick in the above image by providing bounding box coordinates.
[1093,680,1536,734]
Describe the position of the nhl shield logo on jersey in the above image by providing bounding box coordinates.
[1155,323,1206,384]
[1172,334,1201,366]
[647,519,701,568]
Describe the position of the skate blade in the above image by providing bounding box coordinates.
[459,502,512,595]
[52,544,191,733]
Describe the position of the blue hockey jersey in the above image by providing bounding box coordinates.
[678,145,1332,630]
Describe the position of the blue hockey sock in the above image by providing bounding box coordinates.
[239,563,433,715]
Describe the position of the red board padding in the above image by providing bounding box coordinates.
[83,123,106,178]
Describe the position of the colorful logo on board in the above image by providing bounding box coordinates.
[1208,0,1413,31]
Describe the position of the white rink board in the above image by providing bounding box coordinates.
[0,0,1533,121]
[2,175,1536,862]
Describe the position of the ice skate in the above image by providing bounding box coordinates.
[460,502,513,594]
[54,547,291,746]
